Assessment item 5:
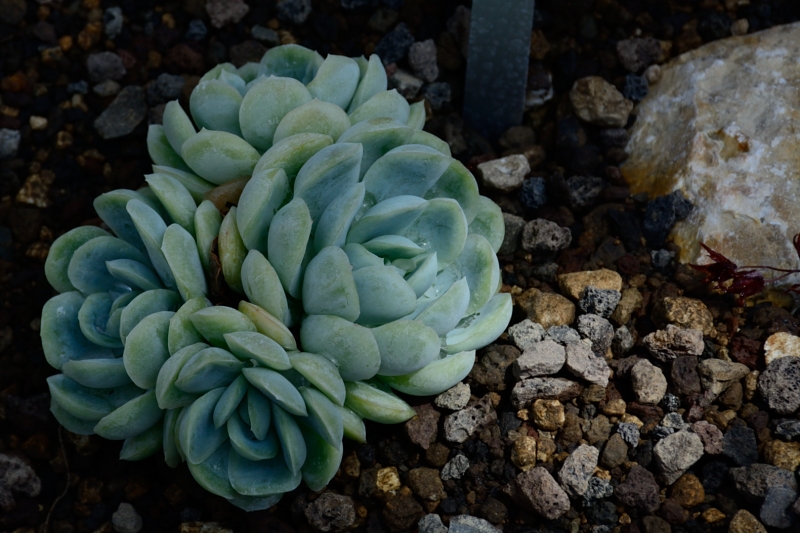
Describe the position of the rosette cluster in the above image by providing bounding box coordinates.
[40,45,512,511]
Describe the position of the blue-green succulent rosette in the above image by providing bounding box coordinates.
[40,45,511,511]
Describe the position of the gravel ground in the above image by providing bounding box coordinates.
[2,1,800,532]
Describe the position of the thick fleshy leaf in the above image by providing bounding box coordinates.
[189,306,257,347]
[227,410,279,461]
[432,234,501,315]
[362,235,424,259]
[352,266,417,326]
[119,422,162,460]
[363,144,450,204]
[410,130,451,156]
[78,293,121,348]
[241,251,292,327]
[424,159,481,224]
[302,247,360,321]
[252,133,333,185]
[236,62,261,82]
[272,403,306,475]
[299,422,343,491]
[68,236,148,294]
[289,352,346,406]
[168,297,211,355]
[155,343,206,409]
[62,358,132,389]
[415,277,470,336]
[407,100,426,130]
[47,374,114,421]
[307,55,360,109]
[106,259,162,292]
[405,253,438,298]
[238,302,298,351]
[176,347,244,393]
[119,289,181,344]
[106,292,137,338]
[123,310,175,389]
[162,100,197,154]
[228,448,302,496]
[273,99,350,144]
[338,405,367,443]
[127,199,175,289]
[94,389,163,440]
[194,200,222,275]
[293,143,362,226]
[349,89,409,125]
[163,408,182,467]
[45,226,110,293]
[224,331,292,370]
[260,44,323,84]
[152,165,215,204]
[186,441,238,499]
[147,124,191,172]
[218,207,247,293]
[299,315,380,381]
[146,174,197,236]
[179,387,228,464]
[314,184,363,253]
[404,198,468,269]
[445,292,513,353]
[50,399,97,435]
[182,129,260,185]
[468,196,505,253]
[343,381,416,424]
[299,386,343,449]
[267,198,312,299]
[373,320,440,376]
[247,386,272,440]
[219,69,246,95]
[336,118,413,178]
[200,62,236,83]
[348,54,387,112]
[213,375,248,428]
[189,80,243,136]
[343,243,383,270]
[239,76,313,151]
[242,367,307,416]
[94,189,164,253]
[379,350,476,396]
[162,224,208,300]
[227,493,283,513]
[237,168,289,253]
[346,195,427,244]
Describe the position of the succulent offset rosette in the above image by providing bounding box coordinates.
[40,45,511,511]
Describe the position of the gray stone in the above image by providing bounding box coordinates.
[583,477,613,504]
[615,465,661,512]
[376,22,415,65]
[94,86,148,140]
[691,420,723,454]
[601,433,629,469]
[565,340,610,387]
[511,377,581,408]
[617,422,640,448]
[112,503,142,533]
[507,320,547,352]
[616,37,663,72]
[546,326,581,345]
[443,396,497,443]
[569,76,633,127]
[612,326,634,355]
[477,154,529,192]
[521,218,571,252]
[697,358,750,397]
[643,324,704,362]
[422,82,451,110]
[722,424,758,466]
[758,356,800,414]
[449,515,498,533]
[408,39,438,83]
[251,25,279,45]
[0,453,42,512]
[87,52,127,82]
[576,314,614,355]
[660,412,688,431]
[441,454,469,481]
[512,339,565,379]
[206,0,249,28]
[730,463,798,501]
[304,492,355,532]
[516,467,571,519]
[93,80,121,97]
[631,359,667,405]
[558,444,599,497]
[435,382,470,411]
[418,514,448,533]
[104,7,124,39]
[579,287,622,318]
[388,69,424,99]
[147,73,186,105]
[185,19,208,41]
[0,129,21,159]
[760,485,798,529]
[276,0,311,24]
[653,430,704,485]
[499,213,525,255]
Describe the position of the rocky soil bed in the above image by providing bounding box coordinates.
[2,1,800,533]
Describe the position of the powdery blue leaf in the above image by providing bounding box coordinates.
[431,234,501,315]
[186,441,238,499]
[299,422,343,492]
[219,207,248,293]
[348,54,387,113]
[424,159,481,224]
[336,118,412,178]
[415,277,470,336]
[352,266,416,326]
[236,62,261,83]
[155,343,206,410]
[338,405,366,443]
[468,195,505,253]
[252,133,332,186]
[314,183,364,253]
[343,381,416,424]
[162,101,196,155]
[194,200,222,275]
[228,447,302,496]
[241,251,292,327]
[127,199,176,289]
[219,70,246,96]
[379,350,476,396]
[146,174,197,236]
[190,306,256,348]
[405,253,438,298]
[247,386,272,440]
[362,235,424,260]
[152,165,214,205]
[307,55,360,109]
[49,399,99,435]
[346,195,427,244]
[372,320,440,376]
[267,198,312,299]
[47,374,114,421]
[299,386,343,449]
[260,44,323,84]
[302,247,359,321]
[45,226,111,293]
[168,297,211,356]
[162,224,208,301]
[175,347,243,393]
[123,310,175,389]
[410,130,451,156]
[179,387,228,464]
[349,89,409,125]
[119,422,162,461]
[274,99,350,145]
[239,76,313,151]
[289,352,346,406]
[242,367,307,417]
[299,315,380,381]
[68,236,148,294]
[224,331,291,370]
[189,80,243,136]
[407,100,426,130]
[106,259,162,292]
[404,198,468,269]
[119,289,181,344]
[78,293,121,348]
[62,358,131,389]
[445,292,513,353]
[343,243,383,270]
[363,144,450,203]
[238,302,298,351]
[227,410,279,461]
[95,189,164,254]
[272,403,306,475]
[182,129,260,185]
[94,389,163,440]
[163,408,182,467]
[236,168,289,253]
[293,143,362,227]
[213,375,248,429]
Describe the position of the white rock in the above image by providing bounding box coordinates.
[764,332,800,365]
[435,382,471,410]
[653,430,704,485]
[623,23,800,281]
[630,360,667,405]
[477,154,529,192]
[441,454,470,481]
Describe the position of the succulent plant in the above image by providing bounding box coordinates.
[40,44,511,511]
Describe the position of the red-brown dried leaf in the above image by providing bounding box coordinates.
[794,233,800,261]
[690,243,739,283]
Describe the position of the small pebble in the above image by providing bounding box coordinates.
[112,503,143,533]
[104,7,124,39]
[434,382,470,411]
[408,39,438,82]
[440,454,469,481]
[0,129,21,159]
[521,218,571,252]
